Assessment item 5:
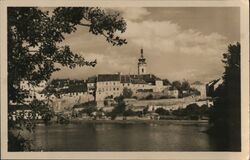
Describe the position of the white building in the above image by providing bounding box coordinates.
[93,49,176,101]
[15,80,48,104]
[95,74,122,101]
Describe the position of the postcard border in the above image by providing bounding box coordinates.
[1,0,249,160]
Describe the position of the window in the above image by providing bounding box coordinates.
[117,88,119,90]
[113,82,115,85]
[142,68,144,73]
[113,88,116,91]
[106,82,108,85]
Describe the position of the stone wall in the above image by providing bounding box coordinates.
[125,96,210,111]
[49,93,94,112]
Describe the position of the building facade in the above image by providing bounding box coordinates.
[191,81,207,98]
[91,49,175,101]
[13,80,48,104]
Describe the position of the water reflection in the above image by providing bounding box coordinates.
[33,122,220,151]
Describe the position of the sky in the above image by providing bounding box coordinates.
[50,7,240,83]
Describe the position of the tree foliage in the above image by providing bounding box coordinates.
[209,42,241,151]
[8,7,127,104]
[8,7,127,151]
[162,79,171,85]
[172,81,182,90]
[172,103,210,120]
[122,87,133,98]
[181,80,190,91]
[155,108,170,116]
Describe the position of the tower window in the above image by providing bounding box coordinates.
[142,68,144,73]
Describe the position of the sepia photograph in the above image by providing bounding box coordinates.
[0,0,249,159]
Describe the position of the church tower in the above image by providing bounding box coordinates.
[138,48,147,75]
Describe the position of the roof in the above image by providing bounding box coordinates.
[60,83,87,93]
[97,74,120,82]
[131,78,147,84]
[137,74,161,84]
[162,79,171,86]
[120,75,131,83]
[192,81,204,85]
[207,78,221,86]
[48,79,87,94]
[87,76,97,83]
[121,74,161,84]
[50,79,70,88]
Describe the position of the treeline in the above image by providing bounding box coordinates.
[208,42,241,151]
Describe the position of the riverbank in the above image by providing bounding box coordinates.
[62,119,209,125]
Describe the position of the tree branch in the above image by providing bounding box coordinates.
[79,23,91,27]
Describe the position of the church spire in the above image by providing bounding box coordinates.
[138,48,146,75]
[140,48,144,58]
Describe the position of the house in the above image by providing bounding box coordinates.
[10,80,48,105]
[191,81,207,98]
[206,78,223,97]
[86,76,97,94]
[95,74,122,101]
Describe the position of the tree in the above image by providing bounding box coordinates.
[122,87,133,98]
[162,79,171,86]
[181,80,190,91]
[123,109,136,117]
[155,108,170,116]
[8,7,127,151]
[199,104,209,117]
[8,7,127,104]
[185,103,200,120]
[142,106,149,115]
[209,42,241,151]
[145,94,153,100]
[8,99,53,151]
[190,88,201,96]
[172,81,182,90]
[111,95,126,117]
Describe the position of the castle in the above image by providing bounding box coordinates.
[86,48,177,101]
[10,48,212,114]
[13,49,179,107]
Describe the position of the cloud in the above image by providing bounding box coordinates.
[111,7,150,21]
[52,7,235,83]
[115,15,229,82]
[123,20,227,56]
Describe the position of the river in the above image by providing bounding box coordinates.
[32,121,222,151]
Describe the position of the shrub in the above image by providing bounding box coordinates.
[155,108,170,115]
[145,94,153,100]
